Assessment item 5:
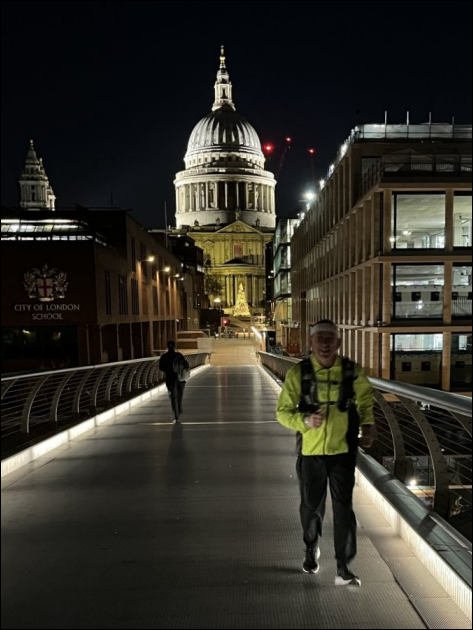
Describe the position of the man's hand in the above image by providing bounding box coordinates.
[360,425,376,449]
[305,413,324,429]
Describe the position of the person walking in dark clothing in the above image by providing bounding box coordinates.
[277,320,376,586]
[159,341,189,423]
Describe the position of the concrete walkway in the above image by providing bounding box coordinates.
[2,363,467,629]
[210,338,258,366]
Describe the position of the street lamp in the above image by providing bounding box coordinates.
[156,266,171,276]
[139,255,155,263]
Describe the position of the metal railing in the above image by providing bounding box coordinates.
[258,352,472,536]
[353,123,472,141]
[357,158,472,200]
[1,353,209,451]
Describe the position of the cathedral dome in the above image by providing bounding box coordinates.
[174,46,276,231]
[186,105,263,160]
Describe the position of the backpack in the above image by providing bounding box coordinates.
[173,354,191,382]
[296,357,359,454]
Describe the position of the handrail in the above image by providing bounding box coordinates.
[1,355,166,383]
[1,353,210,451]
[258,352,472,529]
[369,376,472,418]
[258,352,472,417]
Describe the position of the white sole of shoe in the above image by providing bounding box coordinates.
[334,576,361,587]
[302,547,321,574]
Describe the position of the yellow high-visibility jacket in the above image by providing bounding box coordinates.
[276,355,374,456]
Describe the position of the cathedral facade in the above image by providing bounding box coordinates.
[173,47,276,316]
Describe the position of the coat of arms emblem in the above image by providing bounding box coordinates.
[24,264,68,302]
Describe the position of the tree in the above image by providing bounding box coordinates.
[205,275,223,302]
[233,283,251,318]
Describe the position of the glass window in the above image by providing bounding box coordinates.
[450,333,472,391]
[392,193,446,249]
[391,333,443,387]
[452,266,472,318]
[104,271,112,315]
[453,194,472,248]
[392,265,444,319]
[1,328,22,360]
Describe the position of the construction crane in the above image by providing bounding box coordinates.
[263,137,292,180]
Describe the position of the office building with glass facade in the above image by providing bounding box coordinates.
[292,122,472,392]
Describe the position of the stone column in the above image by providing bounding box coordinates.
[443,261,453,324]
[371,193,381,257]
[371,333,380,377]
[383,190,392,254]
[382,262,392,325]
[442,333,452,391]
[224,276,228,306]
[362,332,371,375]
[236,181,240,208]
[224,182,228,210]
[186,184,190,212]
[205,182,209,210]
[370,264,381,326]
[445,189,454,252]
[381,333,391,380]
[362,199,370,262]
[361,267,370,326]
[228,276,233,306]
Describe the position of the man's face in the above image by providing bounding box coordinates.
[310,332,340,367]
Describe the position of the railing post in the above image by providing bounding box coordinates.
[71,369,96,418]
[135,362,149,391]
[1,380,15,401]
[90,368,108,411]
[117,364,133,398]
[104,367,122,403]
[398,396,451,519]
[373,391,408,482]
[49,372,75,425]
[125,365,137,395]
[142,361,155,388]
[21,375,51,436]
[150,361,161,386]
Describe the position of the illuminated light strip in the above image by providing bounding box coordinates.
[356,469,471,620]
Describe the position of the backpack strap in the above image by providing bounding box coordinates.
[338,357,356,412]
[340,357,361,453]
[299,358,318,413]
[296,359,318,456]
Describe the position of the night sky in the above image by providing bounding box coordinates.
[1,1,472,227]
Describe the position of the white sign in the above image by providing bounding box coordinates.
[13,303,81,320]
